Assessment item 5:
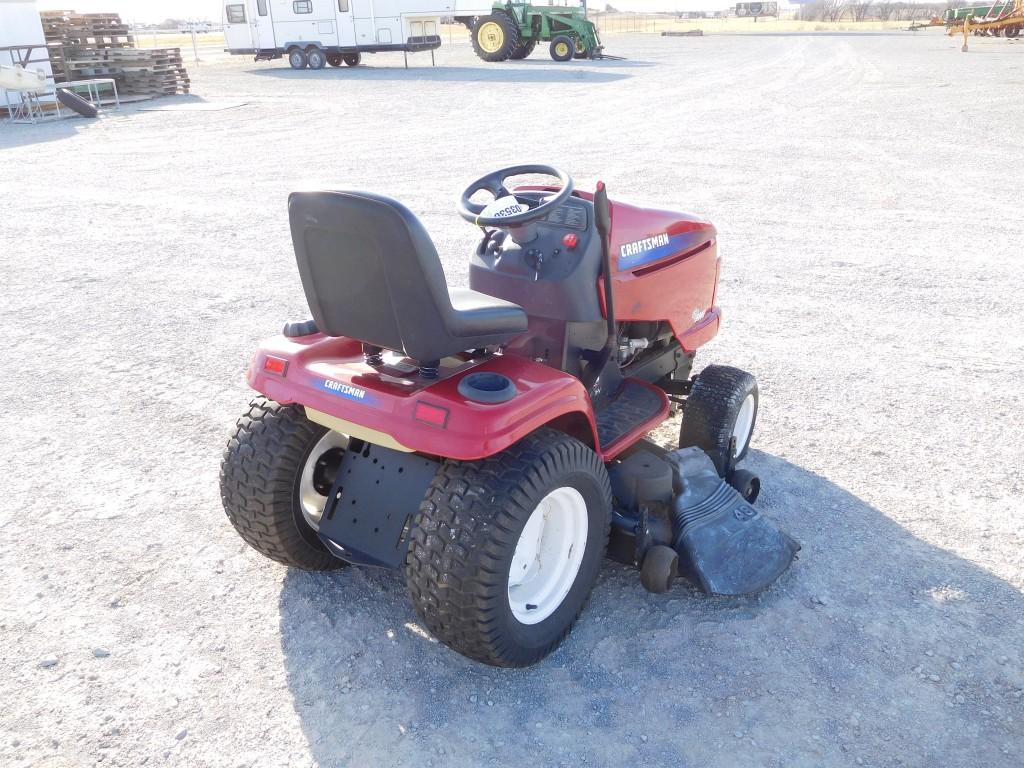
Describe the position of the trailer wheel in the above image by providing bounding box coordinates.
[405,428,612,667]
[470,13,520,62]
[1006,25,1021,38]
[220,397,347,571]
[288,48,308,69]
[327,53,343,67]
[343,52,361,66]
[549,35,574,62]
[509,38,537,59]
[679,365,759,477]
[307,47,327,70]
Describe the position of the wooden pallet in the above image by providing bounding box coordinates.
[40,10,188,97]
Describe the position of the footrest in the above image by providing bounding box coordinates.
[596,379,668,454]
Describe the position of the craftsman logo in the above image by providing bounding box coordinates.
[620,233,670,260]
[319,379,368,402]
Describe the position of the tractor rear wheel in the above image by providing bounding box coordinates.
[509,37,537,59]
[220,398,347,571]
[679,365,759,477]
[549,34,574,62]
[471,13,520,62]
[405,428,612,667]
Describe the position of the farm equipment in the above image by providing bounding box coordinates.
[944,0,1023,49]
[220,164,799,667]
[462,2,605,61]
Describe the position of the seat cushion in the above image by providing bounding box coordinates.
[447,288,528,338]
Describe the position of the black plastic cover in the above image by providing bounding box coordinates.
[666,448,799,596]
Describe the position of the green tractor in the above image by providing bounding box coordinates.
[460,2,605,62]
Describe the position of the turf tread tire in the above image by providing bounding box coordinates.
[220,397,345,571]
[679,365,759,476]
[405,428,611,667]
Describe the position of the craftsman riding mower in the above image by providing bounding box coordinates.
[220,165,798,667]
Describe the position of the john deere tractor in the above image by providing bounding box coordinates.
[460,2,604,62]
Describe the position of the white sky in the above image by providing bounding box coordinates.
[33,0,788,24]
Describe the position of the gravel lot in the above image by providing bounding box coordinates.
[2,30,1022,768]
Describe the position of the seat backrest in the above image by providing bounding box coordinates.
[288,191,455,361]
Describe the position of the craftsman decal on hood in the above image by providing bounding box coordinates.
[618,232,691,270]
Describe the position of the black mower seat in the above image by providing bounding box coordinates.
[289,190,527,363]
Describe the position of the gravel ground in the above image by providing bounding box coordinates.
[1,30,1022,768]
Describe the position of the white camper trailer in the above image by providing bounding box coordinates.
[223,0,460,68]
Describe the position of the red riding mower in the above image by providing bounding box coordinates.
[220,165,798,667]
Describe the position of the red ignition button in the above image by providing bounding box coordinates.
[562,233,579,249]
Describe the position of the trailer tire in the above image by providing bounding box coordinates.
[288,48,308,69]
[343,52,362,66]
[327,53,343,67]
[55,88,98,118]
[220,398,346,571]
[307,47,327,70]
[471,13,520,62]
[509,38,537,59]
[679,365,759,477]
[1006,25,1021,38]
[549,35,574,62]
[405,428,612,667]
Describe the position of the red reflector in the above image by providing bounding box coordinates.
[414,402,449,428]
[562,232,578,249]
[263,356,288,375]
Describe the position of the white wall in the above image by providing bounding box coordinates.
[0,0,54,79]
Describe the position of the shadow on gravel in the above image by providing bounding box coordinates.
[247,66,632,84]
[0,118,82,150]
[278,451,1024,768]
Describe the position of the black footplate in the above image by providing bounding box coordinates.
[666,448,800,596]
[596,379,666,449]
[317,442,439,569]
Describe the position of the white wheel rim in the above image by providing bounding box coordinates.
[297,430,348,530]
[732,393,756,456]
[507,486,588,625]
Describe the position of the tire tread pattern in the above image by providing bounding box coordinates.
[405,428,611,667]
[219,397,344,571]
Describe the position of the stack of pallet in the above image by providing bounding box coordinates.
[40,10,188,98]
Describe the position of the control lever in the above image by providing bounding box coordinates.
[533,252,544,281]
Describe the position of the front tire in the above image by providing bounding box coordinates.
[220,398,346,571]
[550,35,574,62]
[679,365,759,476]
[405,428,611,667]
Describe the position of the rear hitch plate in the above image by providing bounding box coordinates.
[316,441,439,569]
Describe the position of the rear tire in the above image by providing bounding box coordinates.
[307,47,327,70]
[220,398,346,571]
[343,52,361,66]
[288,48,308,69]
[327,53,343,67]
[405,428,611,667]
[679,365,759,477]
[550,34,574,62]
[508,37,537,59]
[470,13,520,62]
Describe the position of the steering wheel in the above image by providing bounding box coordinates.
[458,164,573,227]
